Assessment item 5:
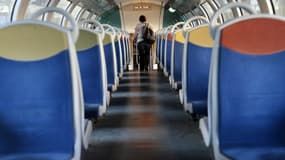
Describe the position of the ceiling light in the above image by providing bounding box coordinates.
[133,3,151,10]
[168,7,176,13]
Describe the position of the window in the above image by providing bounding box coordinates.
[24,0,49,19]
[57,0,70,10]
[239,0,260,14]
[49,0,70,24]
[272,0,285,15]
[183,12,193,20]
[192,7,203,16]
[70,5,82,21]
[0,0,16,25]
[215,0,234,21]
[201,2,214,19]
[218,0,228,5]
[79,10,89,21]
[90,14,97,20]
[221,8,234,21]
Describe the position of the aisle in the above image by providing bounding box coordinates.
[84,71,212,160]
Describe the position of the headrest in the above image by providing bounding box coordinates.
[0,23,67,61]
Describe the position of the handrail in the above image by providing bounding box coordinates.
[183,16,208,32]
[80,19,105,41]
[170,22,185,33]
[163,25,173,35]
[210,3,256,38]
[113,27,122,36]
[102,24,116,37]
[122,31,129,38]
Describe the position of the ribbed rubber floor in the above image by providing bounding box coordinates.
[84,71,212,160]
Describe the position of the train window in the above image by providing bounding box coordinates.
[201,2,214,19]
[216,0,237,20]
[181,15,188,21]
[90,14,97,20]
[272,0,285,15]
[211,0,221,9]
[199,5,208,19]
[238,0,260,13]
[221,8,234,21]
[183,11,193,20]
[48,0,70,24]
[56,0,70,10]
[24,0,49,19]
[0,0,15,25]
[192,7,204,16]
[219,0,228,5]
[80,10,90,21]
[70,5,82,21]
[218,0,260,17]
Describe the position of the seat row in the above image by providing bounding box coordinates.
[0,7,130,160]
[156,3,285,160]
[156,15,212,117]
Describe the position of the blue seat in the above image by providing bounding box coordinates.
[120,36,126,70]
[155,31,161,64]
[183,24,213,115]
[210,13,285,160]
[164,33,173,76]
[76,29,107,118]
[123,34,131,69]
[160,35,165,69]
[127,37,131,68]
[171,29,185,90]
[168,22,184,89]
[0,20,81,159]
[0,153,72,160]
[162,26,172,75]
[102,24,118,91]
[114,31,123,77]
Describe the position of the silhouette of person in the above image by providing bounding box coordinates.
[134,15,153,71]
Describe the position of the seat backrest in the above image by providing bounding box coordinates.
[172,29,185,83]
[161,25,172,75]
[155,31,161,62]
[127,36,131,66]
[168,22,185,88]
[160,34,165,68]
[164,32,173,75]
[0,21,81,158]
[211,15,285,158]
[103,32,117,89]
[183,24,213,114]
[123,33,131,67]
[76,29,107,116]
[114,33,123,77]
[120,36,126,69]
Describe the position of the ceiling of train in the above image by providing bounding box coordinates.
[76,0,203,16]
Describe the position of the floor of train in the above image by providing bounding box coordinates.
[83,70,212,160]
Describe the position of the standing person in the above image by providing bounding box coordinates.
[134,15,153,71]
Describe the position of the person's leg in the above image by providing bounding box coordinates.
[137,42,144,71]
[144,44,151,71]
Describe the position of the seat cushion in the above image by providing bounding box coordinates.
[85,104,100,119]
[176,81,182,90]
[0,153,71,160]
[192,100,207,115]
[108,84,113,91]
[224,147,285,160]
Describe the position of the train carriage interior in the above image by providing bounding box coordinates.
[1,0,285,160]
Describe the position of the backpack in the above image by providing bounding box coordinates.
[142,23,155,45]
